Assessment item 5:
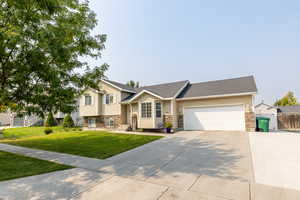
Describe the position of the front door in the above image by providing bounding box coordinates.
[132,115,137,131]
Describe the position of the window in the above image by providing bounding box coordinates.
[109,95,114,104]
[88,118,96,128]
[104,118,114,127]
[109,118,114,127]
[85,95,92,105]
[105,94,110,104]
[156,102,162,118]
[104,94,114,104]
[141,102,152,118]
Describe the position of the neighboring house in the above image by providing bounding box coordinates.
[10,113,41,127]
[79,76,257,131]
[0,112,11,127]
[277,105,300,130]
[255,102,278,131]
[54,101,83,126]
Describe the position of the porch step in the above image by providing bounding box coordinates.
[118,124,131,131]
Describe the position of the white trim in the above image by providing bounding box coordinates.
[102,80,136,93]
[140,101,152,119]
[252,94,255,112]
[127,90,166,102]
[173,81,190,98]
[86,88,102,94]
[176,92,257,101]
[152,99,155,128]
[183,103,245,109]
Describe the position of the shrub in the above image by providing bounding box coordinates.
[165,122,173,129]
[45,112,57,127]
[44,128,53,135]
[78,128,82,131]
[63,114,74,128]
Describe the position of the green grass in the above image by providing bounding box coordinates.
[2,126,80,139]
[0,151,72,181]
[1,130,163,159]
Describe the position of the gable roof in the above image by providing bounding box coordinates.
[278,105,300,113]
[177,76,257,99]
[102,79,136,93]
[123,80,189,102]
[255,102,276,110]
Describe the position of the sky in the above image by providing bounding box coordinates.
[86,0,300,105]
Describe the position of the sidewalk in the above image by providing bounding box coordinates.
[0,143,107,171]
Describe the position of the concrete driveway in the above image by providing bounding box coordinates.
[250,132,300,191]
[0,131,254,200]
[1,131,300,199]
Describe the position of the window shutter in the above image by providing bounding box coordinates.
[103,95,106,104]
[115,94,119,104]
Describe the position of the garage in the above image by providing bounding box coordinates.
[183,105,246,131]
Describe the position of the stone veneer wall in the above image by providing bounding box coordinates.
[163,115,177,128]
[245,112,256,132]
[163,115,184,131]
[83,115,121,128]
[163,115,174,124]
[177,115,184,129]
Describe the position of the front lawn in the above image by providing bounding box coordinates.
[0,151,72,181]
[1,130,162,159]
[1,126,74,139]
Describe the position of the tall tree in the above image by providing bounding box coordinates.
[0,0,108,117]
[126,80,140,88]
[274,91,298,106]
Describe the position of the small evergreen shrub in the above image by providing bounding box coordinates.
[45,112,57,127]
[44,128,53,135]
[63,114,74,128]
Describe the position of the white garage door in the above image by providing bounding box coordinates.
[184,105,245,131]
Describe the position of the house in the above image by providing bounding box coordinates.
[0,112,11,127]
[79,76,257,131]
[10,113,42,127]
[255,102,278,131]
[54,100,83,126]
[0,111,41,128]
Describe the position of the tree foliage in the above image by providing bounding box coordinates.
[45,112,57,127]
[274,91,298,106]
[126,80,140,88]
[63,114,74,128]
[0,0,108,117]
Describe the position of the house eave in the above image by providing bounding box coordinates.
[173,81,190,98]
[102,80,136,93]
[176,92,257,101]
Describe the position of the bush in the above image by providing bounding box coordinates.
[44,128,53,135]
[165,122,173,128]
[63,114,74,128]
[45,112,57,127]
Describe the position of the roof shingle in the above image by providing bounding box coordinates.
[177,76,257,99]
[123,80,189,101]
[104,80,136,93]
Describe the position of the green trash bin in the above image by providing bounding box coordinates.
[256,117,270,132]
